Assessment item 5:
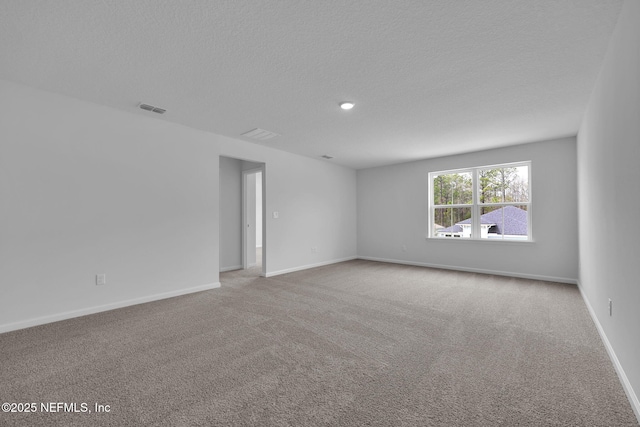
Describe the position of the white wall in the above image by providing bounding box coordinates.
[241,160,263,259]
[0,79,357,332]
[357,137,578,283]
[219,156,242,271]
[256,172,263,248]
[217,142,357,276]
[577,0,640,418]
[245,172,257,266]
[0,80,221,331]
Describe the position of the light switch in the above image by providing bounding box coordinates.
[273,211,279,219]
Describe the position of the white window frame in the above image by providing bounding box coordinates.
[428,161,532,242]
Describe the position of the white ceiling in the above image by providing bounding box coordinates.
[0,0,623,169]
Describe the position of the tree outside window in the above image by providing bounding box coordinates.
[430,162,531,240]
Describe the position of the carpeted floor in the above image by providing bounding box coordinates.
[0,260,637,426]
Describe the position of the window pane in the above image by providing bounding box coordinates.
[432,172,472,205]
[433,207,472,238]
[478,166,529,203]
[479,205,529,240]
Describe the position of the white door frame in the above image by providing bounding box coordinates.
[242,166,266,275]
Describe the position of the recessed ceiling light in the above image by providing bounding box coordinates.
[339,102,354,110]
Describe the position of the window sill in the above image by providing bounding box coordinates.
[426,236,535,244]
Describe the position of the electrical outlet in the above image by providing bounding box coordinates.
[311,246,317,253]
[273,211,279,219]
[402,245,407,252]
[96,274,106,286]
[609,298,612,316]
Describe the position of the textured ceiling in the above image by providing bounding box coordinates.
[0,0,623,169]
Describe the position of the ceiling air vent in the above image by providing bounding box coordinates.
[139,103,166,114]
[241,128,279,140]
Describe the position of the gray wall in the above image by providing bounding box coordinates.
[577,0,640,416]
[0,78,357,332]
[357,137,578,282]
[219,156,243,271]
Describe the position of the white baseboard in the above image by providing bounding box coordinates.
[357,256,578,284]
[220,265,243,272]
[576,281,640,423]
[265,256,357,277]
[0,282,221,334]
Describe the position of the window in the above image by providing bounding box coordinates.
[429,162,531,241]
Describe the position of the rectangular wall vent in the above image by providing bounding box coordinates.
[139,103,166,114]
[241,128,279,140]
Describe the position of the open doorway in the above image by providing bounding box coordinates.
[219,156,266,277]
[242,168,264,273]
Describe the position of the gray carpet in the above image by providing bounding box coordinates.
[0,260,637,426]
